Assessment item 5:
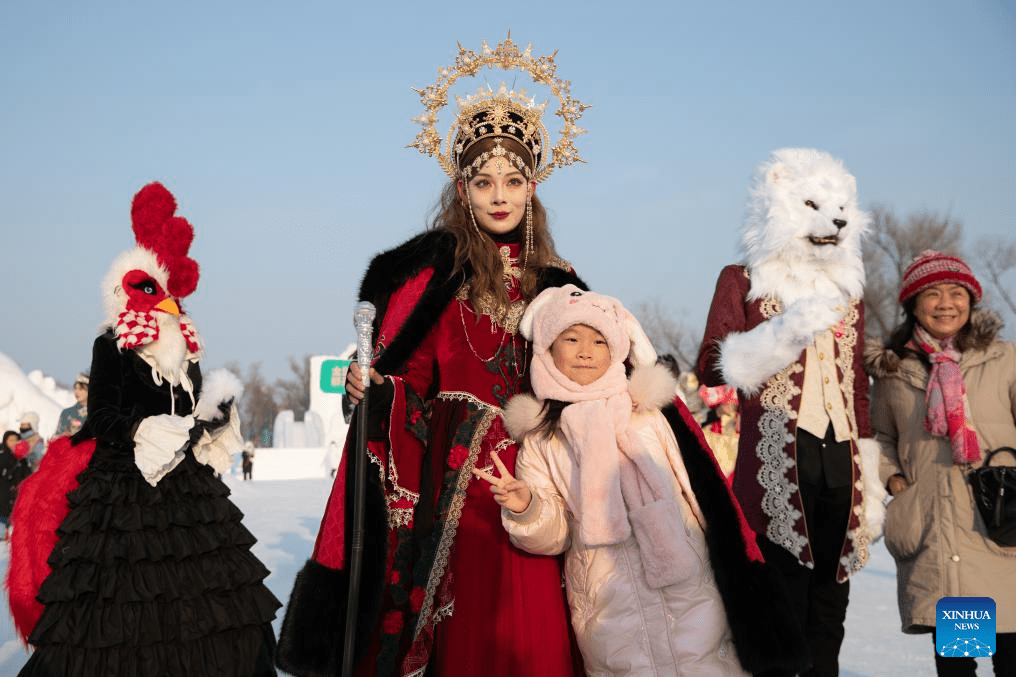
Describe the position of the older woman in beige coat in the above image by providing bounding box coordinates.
[867,251,1016,676]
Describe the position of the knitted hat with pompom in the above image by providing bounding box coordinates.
[899,250,982,304]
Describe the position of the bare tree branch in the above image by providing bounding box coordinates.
[225,361,278,446]
[634,300,701,372]
[862,205,965,343]
[972,236,1016,316]
[274,355,312,421]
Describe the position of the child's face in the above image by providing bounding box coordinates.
[550,324,611,386]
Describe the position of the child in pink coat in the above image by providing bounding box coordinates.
[475,285,807,677]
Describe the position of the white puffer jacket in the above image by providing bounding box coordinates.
[502,370,749,677]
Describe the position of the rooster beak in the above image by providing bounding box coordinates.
[154,297,181,316]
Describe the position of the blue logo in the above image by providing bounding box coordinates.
[936,597,996,658]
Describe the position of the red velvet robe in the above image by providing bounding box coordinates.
[311,242,578,677]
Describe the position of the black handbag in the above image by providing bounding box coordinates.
[968,447,1016,547]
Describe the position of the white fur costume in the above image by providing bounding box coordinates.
[723,148,868,397]
[697,148,885,582]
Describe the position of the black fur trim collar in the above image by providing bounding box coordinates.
[358,229,586,375]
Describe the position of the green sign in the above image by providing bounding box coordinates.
[320,359,353,394]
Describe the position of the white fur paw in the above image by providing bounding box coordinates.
[857,438,887,541]
[782,293,847,339]
[719,320,808,395]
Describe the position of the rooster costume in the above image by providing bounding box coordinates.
[6,183,280,676]
[277,37,589,677]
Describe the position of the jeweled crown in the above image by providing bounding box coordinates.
[452,84,545,180]
[410,35,589,183]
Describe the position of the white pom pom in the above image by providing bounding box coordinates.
[193,369,243,421]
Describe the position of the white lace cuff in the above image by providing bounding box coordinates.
[193,404,242,475]
[133,414,193,486]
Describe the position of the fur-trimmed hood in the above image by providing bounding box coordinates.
[864,309,1005,378]
[502,363,678,441]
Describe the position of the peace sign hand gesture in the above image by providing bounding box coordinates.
[472,451,533,514]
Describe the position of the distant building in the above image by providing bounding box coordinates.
[271,346,354,474]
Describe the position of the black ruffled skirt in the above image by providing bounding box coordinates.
[20,447,281,676]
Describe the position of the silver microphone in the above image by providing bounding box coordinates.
[353,301,377,388]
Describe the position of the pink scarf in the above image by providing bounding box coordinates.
[530,354,699,589]
[912,325,981,465]
[523,284,679,547]
[530,356,636,545]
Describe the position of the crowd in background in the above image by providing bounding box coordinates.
[0,373,91,539]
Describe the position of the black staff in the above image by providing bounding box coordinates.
[342,301,376,677]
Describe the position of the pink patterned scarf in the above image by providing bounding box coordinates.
[911,325,981,464]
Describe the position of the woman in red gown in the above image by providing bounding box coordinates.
[277,37,588,677]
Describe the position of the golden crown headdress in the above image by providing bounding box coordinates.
[410,35,589,183]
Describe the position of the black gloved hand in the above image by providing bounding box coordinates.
[215,398,234,425]
[193,398,235,442]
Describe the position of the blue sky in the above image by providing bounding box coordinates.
[3,0,1014,384]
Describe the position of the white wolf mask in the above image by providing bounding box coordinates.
[742,148,870,306]
[720,148,870,396]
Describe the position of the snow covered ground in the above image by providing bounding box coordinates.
[2,466,981,675]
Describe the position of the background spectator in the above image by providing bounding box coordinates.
[53,373,89,437]
[867,250,1016,674]
[699,384,740,478]
[15,412,45,472]
[241,441,254,481]
[1,430,30,538]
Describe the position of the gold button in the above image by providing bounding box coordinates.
[824,377,830,384]
[819,353,825,360]
[826,403,833,410]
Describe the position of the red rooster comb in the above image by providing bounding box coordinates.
[130,182,199,298]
